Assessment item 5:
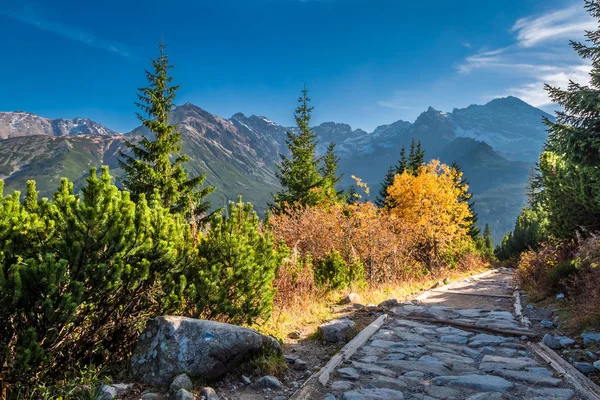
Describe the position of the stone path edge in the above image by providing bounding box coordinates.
[289,268,499,400]
[289,313,388,400]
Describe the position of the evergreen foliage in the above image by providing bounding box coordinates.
[495,205,549,260]
[482,224,494,258]
[321,142,344,199]
[0,168,189,388]
[314,250,364,290]
[273,87,326,210]
[119,42,214,216]
[185,198,286,325]
[537,0,600,238]
[376,143,424,208]
[451,162,480,239]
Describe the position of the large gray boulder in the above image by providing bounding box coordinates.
[130,316,282,386]
[319,318,356,343]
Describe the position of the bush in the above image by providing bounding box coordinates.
[183,198,286,325]
[314,250,351,289]
[0,169,190,391]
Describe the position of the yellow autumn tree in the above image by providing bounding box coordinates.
[387,159,474,269]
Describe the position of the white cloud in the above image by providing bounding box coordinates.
[0,3,133,58]
[458,3,594,107]
[512,6,596,48]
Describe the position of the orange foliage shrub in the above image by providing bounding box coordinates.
[387,160,474,269]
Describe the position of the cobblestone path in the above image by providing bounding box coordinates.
[326,270,580,400]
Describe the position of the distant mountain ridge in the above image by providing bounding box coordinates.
[0,96,552,242]
[0,111,119,139]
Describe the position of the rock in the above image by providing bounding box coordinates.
[241,375,252,385]
[525,388,575,400]
[492,369,563,386]
[170,373,193,393]
[582,333,600,344]
[443,277,451,285]
[351,361,396,377]
[586,351,596,359]
[526,304,534,310]
[200,387,219,400]
[324,394,336,400]
[141,394,164,400]
[274,397,287,400]
[174,389,194,400]
[288,331,301,339]
[541,319,554,328]
[404,371,424,377]
[331,380,354,391]
[251,376,283,389]
[284,354,297,363]
[97,385,117,400]
[111,384,134,396]
[526,367,554,376]
[468,334,511,347]
[338,367,360,381]
[466,394,504,400]
[542,334,574,349]
[380,360,452,376]
[342,388,404,399]
[130,316,282,386]
[365,374,407,391]
[594,360,600,371]
[573,362,596,374]
[431,375,514,392]
[293,358,308,370]
[440,334,468,344]
[319,318,356,343]
[556,293,565,299]
[378,299,400,308]
[342,293,361,304]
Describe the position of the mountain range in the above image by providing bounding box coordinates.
[0,96,552,242]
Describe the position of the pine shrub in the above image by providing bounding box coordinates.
[184,197,286,325]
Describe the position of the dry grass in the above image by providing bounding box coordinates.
[256,265,488,341]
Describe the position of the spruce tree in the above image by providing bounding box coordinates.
[483,223,494,256]
[451,162,480,239]
[375,146,409,208]
[537,1,600,237]
[119,42,214,216]
[273,86,324,210]
[408,139,425,172]
[321,142,343,200]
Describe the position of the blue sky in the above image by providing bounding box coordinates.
[0,0,594,132]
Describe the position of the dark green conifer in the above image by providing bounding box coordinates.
[119,42,214,216]
[273,86,325,210]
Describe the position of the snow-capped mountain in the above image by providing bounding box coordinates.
[0,96,553,241]
[0,111,119,139]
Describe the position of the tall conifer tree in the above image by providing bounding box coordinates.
[451,161,480,239]
[321,142,343,199]
[273,86,324,210]
[119,42,214,216]
[376,146,409,208]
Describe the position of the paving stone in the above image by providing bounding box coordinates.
[480,355,538,369]
[432,352,476,365]
[468,334,511,347]
[351,361,396,377]
[338,367,361,381]
[462,347,481,358]
[526,367,554,376]
[594,360,600,371]
[324,394,336,400]
[436,326,473,336]
[358,355,378,363]
[573,361,596,374]
[525,387,575,400]
[404,371,425,377]
[364,374,408,391]
[492,369,563,386]
[370,339,404,349]
[386,353,407,360]
[466,393,504,400]
[331,380,354,391]
[452,362,478,373]
[424,384,464,398]
[431,374,514,392]
[341,388,404,399]
[380,360,452,376]
[440,334,468,344]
